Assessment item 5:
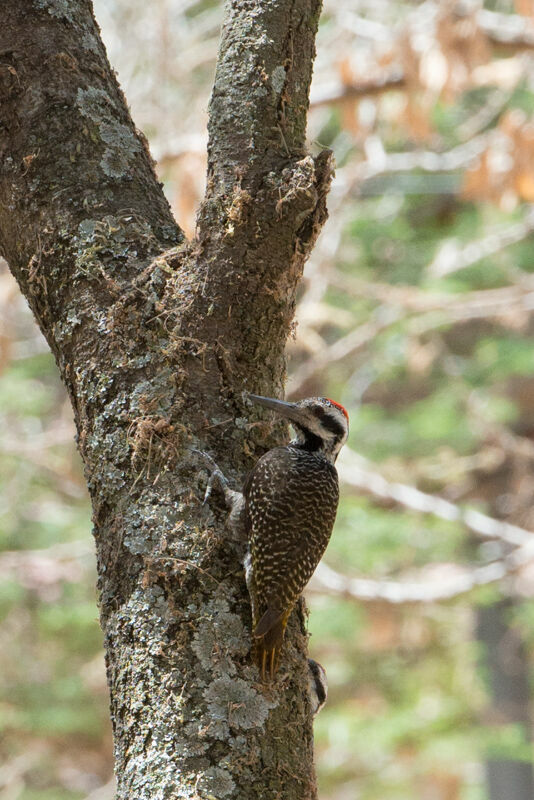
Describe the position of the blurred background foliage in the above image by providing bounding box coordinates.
[3,0,534,797]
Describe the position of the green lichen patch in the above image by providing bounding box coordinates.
[74,214,160,288]
[52,305,85,344]
[76,88,142,178]
[33,0,75,22]
[192,595,249,676]
[271,64,287,94]
[77,87,116,122]
[100,120,142,177]
[81,31,100,52]
[204,675,275,733]
[121,500,183,556]
[199,766,236,798]
[129,371,175,416]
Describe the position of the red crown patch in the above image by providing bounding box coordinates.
[327,399,349,420]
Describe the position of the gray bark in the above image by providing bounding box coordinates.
[477,600,534,800]
[0,1,331,798]
[469,380,534,800]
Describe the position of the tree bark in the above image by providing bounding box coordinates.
[477,600,534,800]
[469,384,534,800]
[0,1,331,798]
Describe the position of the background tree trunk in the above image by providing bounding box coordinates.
[473,388,534,800]
[477,599,534,800]
[0,1,331,798]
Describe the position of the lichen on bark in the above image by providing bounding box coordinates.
[0,0,329,797]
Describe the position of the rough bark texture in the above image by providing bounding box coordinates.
[0,1,331,798]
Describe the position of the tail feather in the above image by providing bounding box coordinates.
[253,606,290,681]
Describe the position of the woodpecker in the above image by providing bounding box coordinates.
[307,658,328,716]
[196,393,349,682]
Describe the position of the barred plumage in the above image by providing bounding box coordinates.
[243,394,349,679]
[244,445,339,677]
[195,393,349,684]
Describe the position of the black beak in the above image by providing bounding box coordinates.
[248,393,305,425]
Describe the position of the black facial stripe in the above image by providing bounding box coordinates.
[316,683,326,705]
[322,415,345,437]
[295,424,323,452]
[313,407,345,438]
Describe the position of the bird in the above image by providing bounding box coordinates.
[195,393,349,682]
[307,658,328,716]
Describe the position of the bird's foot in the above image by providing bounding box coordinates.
[190,448,230,504]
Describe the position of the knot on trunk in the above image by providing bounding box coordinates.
[274,150,334,251]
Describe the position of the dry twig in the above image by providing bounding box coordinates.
[338,447,534,549]
[428,207,534,278]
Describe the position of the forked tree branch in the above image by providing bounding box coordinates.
[0,2,330,798]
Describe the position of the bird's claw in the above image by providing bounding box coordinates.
[202,473,218,505]
[190,448,228,505]
[190,448,217,471]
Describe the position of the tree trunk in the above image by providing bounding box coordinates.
[0,1,331,798]
[477,599,534,800]
[470,386,534,800]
